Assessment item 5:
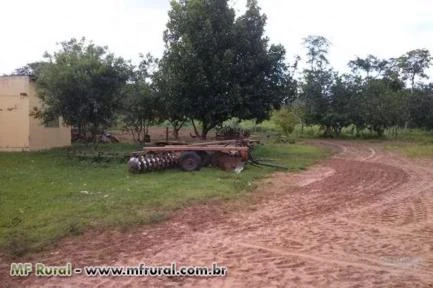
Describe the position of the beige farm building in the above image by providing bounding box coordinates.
[0,76,71,151]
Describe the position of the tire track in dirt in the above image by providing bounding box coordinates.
[2,140,433,287]
[237,243,433,277]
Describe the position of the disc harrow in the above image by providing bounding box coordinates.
[127,139,269,173]
[128,152,178,173]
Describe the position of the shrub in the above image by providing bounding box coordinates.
[271,108,300,137]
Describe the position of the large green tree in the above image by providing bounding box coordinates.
[359,79,408,136]
[348,55,388,79]
[121,54,161,143]
[398,49,432,92]
[231,0,292,120]
[300,35,335,133]
[160,0,290,139]
[34,38,131,140]
[299,40,414,137]
[408,84,433,131]
[153,54,189,140]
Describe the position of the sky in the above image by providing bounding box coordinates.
[1,0,433,78]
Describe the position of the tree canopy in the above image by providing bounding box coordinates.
[158,0,292,138]
[33,38,131,140]
[121,54,160,143]
[295,35,428,137]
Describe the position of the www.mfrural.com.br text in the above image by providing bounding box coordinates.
[10,262,227,278]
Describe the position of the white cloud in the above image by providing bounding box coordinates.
[1,0,432,78]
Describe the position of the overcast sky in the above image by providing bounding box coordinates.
[1,0,433,78]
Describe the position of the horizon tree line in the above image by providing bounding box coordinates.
[8,0,433,141]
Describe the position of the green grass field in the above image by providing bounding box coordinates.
[0,143,329,256]
[378,129,433,158]
[244,119,433,158]
[386,142,433,158]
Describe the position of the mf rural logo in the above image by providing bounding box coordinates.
[10,263,74,277]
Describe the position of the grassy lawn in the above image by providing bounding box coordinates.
[0,143,329,256]
[379,129,433,158]
[386,142,433,158]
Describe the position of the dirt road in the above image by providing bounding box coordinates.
[3,141,433,287]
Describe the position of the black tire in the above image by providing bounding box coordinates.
[179,151,202,171]
[196,151,211,167]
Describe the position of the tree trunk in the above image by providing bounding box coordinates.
[191,119,201,138]
[172,120,185,140]
[173,128,179,140]
[334,126,341,137]
[323,126,332,138]
[131,129,137,143]
[375,126,384,137]
[201,126,209,140]
[91,124,99,148]
[77,122,82,139]
[411,74,416,94]
[201,121,215,140]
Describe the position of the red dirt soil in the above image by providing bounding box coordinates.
[2,140,433,287]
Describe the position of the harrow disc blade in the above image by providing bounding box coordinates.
[128,153,179,173]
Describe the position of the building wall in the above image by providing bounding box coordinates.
[0,77,30,151]
[0,76,71,151]
[28,81,71,150]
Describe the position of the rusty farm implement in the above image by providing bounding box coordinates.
[127,139,258,173]
[127,139,289,173]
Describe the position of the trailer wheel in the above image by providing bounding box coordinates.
[197,151,211,167]
[179,152,202,171]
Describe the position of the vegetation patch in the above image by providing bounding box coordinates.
[0,143,329,256]
[386,142,433,158]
